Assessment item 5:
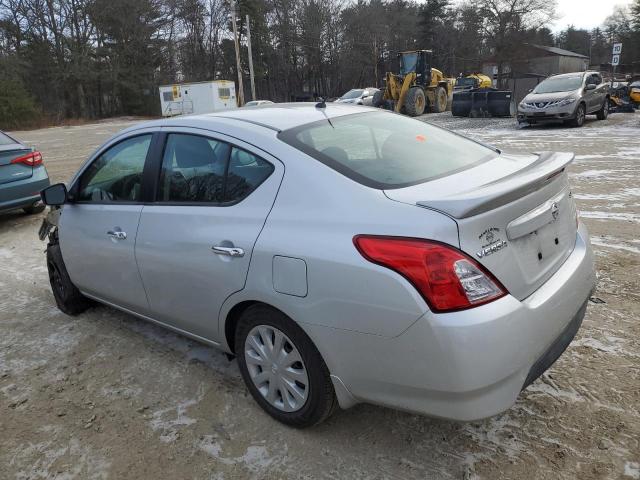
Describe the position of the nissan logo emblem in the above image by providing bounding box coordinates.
[551,202,560,220]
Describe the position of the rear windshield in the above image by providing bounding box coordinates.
[278,112,497,189]
[340,89,364,99]
[534,76,583,94]
[0,131,17,146]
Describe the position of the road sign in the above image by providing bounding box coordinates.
[612,54,620,66]
[613,43,622,55]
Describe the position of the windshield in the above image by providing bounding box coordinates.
[400,53,418,75]
[456,78,476,87]
[533,76,583,94]
[0,131,17,146]
[278,112,497,189]
[340,89,364,100]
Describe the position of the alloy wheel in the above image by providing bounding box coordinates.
[244,325,309,412]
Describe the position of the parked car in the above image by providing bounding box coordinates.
[0,130,49,215]
[39,104,595,428]
[517,71,610,127]
[244,100,274,107]
[334,88,379,106]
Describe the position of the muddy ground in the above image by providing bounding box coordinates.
[1,112,638,480]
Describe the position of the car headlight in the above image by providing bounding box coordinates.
[558,97,576,106]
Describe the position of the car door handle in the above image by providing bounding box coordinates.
[107,230,127,240]
[211,245,244,257]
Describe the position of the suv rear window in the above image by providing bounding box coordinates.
[278,112,497,189]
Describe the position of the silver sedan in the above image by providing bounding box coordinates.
[40,104,595,427]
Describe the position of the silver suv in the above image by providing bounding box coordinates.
[517,71,609,127]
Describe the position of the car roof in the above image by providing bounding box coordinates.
[548,72,593,79]
[129,103,374,133]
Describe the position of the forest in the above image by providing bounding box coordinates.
[0,0,639,128]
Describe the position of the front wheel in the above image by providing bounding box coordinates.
[570,103,586,127]
[404,87,426,116]
[47,243,93,315]
[596,99,609,120]
[235,305,337,428]
[431,86,448,113]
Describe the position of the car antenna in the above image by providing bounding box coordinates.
[315,97,334,128]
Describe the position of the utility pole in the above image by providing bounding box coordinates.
[230,0,244,106]
[373,37,378,88]
[246,14,256,101]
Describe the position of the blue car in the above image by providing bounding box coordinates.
[0,130,50,215]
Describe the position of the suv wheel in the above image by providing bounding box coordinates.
[596,99,609,120]
[570,103,586,127]
[47,243,93,315]
[235,304,337,428]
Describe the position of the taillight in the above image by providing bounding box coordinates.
[353,235,507,313]
[11,151,43,167]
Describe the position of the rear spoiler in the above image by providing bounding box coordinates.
[416,152,574,219]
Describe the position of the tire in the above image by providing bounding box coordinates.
[596,98,609,120]
[404,87,426,116]
[570,103,586,127]
[371,90,384,108]
[46,243,93,316]
[235,304,337,428]
[23,202,45,215]
[431,86,448,113]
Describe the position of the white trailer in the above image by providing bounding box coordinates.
[158,80,237,117]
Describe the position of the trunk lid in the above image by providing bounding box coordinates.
[384,151,578,300]
[0,145,34,185]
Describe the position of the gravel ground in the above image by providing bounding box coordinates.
[1,112,639,480]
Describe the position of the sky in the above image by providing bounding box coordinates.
[551,0,633,31]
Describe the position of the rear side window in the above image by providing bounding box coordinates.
[158,134,273,204]
[278,112,496,189]
[226,148,274,202]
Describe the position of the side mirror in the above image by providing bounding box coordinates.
[41,183,68,206]
[585,83,597,91]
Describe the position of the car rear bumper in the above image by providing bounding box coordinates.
[0,165,50,213]
[309,222,595,420]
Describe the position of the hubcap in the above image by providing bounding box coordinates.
[244,325,309,412]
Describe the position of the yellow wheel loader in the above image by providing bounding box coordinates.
[371,50,453,116]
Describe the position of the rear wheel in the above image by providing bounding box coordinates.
[235,304,337,428]
[23,202,45,215]
[596,99,609,120]
[404,88,426,116]
[570,103,586,127]
[47,243,93,315]
[431,86,448,113]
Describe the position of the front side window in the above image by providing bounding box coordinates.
[279,112,497,189]
[158,134,273,204]
[77,134,152,202]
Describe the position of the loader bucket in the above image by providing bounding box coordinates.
[451,89,515,117]
[451,91,472,117]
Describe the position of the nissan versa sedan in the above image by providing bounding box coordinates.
[39,104,595,427]
[517,71,609,127]
[0,130,49,214]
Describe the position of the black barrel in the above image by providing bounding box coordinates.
[451,91,472,117]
